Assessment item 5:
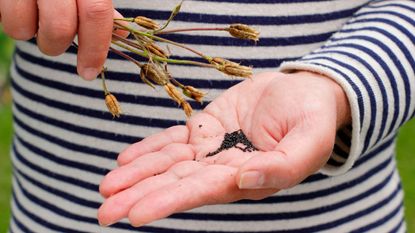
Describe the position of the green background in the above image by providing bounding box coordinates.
[0,30,414,232]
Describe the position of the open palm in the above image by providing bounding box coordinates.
[98,71,350,227]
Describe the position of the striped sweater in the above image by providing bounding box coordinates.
[8,0,414,232]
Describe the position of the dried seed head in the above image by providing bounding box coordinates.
[164,83,193,117]
[182,101,193,118]
[210,57,253,78]
[105,93,122,118]
[182,85,205,103]
[227,24,259,42]
[146,42,169,58]
[140,63,169,87]
[164,83,183,105]
[134,16,160,30]
[220,64,253,78]
[210,57,235,67]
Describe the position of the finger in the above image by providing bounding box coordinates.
[0,0,37,40]
[100,143,194,197]
[113,9,129,38]
[76,0,113,80]
[36,0,77,56]
[117,125,189,166]
[98,160,204,226]
[128,165,276,227]
[236,120,336,190]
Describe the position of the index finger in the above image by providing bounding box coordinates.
[117,125,190,166]
[76,0,114,80]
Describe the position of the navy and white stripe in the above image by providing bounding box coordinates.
[8,0,411,232]
[280,0,415,176]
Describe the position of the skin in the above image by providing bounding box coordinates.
[98,71,352,227]
[0,0,128,80]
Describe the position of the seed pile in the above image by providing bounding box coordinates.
[206,129,258,157]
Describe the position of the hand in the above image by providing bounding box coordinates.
[98,71,351,227]
[0,0,127,80]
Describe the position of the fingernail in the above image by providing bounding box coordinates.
[80,67,99,81]
[239,171,264,189]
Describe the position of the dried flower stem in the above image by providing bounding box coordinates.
[111,39,215,68]
[109,46,143,67]
[153,0,184,33]
[114,22,211,61]
[80,0,259,118]
[155,27,228,35]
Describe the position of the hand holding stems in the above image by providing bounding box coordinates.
[1,0,258,117]
[0,0,129,80]
[98,71,351,227]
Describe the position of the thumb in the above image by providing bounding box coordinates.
[236,122,336,190]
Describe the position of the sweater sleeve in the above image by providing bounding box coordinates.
[279,0,415,176]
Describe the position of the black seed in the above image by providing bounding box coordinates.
[206,129,257,157]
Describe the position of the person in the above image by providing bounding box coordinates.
[1,0,413,232]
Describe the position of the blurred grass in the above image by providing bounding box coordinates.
[0,30,414,233]
[396,120,415,232]
[0,27,14,233]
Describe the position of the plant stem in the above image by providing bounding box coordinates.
[111,40,215,68]
[112,33,146,54]
[101,70,110,95]
[109,46,143,67]
[153,0,183,33]
[155,27,227,35]
[114,18,134,22]
[114,22,212,61]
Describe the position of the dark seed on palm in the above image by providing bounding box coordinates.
[206,129,257,157]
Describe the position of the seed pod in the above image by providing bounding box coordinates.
[209,57,234,67]
[140,63,169,87]
[182,101,193,118]
[182,85,205,103]
[210,57,253,78]
[164,83,193,117]
[220,63,253,78]
[227,24,259,42]
[105,93,122,118]
[134,16,160,30]
[146,42,169,58]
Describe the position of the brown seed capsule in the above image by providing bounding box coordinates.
[105,93,122,118]
[210,57,253,78]
[134,16,160,30]
[182,85,205,103]
[227,24,259,42]
[164,83,193,117]
[140,63,169,87]
[182,101,193,118]
[220,63,253,78]
[146,42,169,58]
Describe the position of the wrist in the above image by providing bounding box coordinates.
[294,71,352,129]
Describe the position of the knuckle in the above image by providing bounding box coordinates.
[42,20,76,42]
[85,1,113,20]
[3,26,35,40]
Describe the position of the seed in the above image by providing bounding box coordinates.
[206,129,257,157]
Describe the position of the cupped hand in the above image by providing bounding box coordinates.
[98,71,351,227]
[0,0,127,80]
